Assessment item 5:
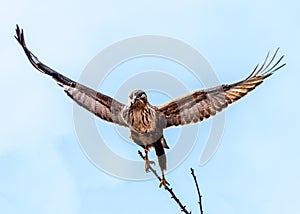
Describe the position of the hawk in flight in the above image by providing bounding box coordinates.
[15,25,285,187]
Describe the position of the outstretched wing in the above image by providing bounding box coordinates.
[15,25,128,127]
[158,49,285,128]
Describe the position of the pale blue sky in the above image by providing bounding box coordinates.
[1,0,299,213]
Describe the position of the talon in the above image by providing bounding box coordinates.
[159,176,169,188]
[145,159,155,172]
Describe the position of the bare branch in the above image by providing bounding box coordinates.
[138,151,192,214]
[190,168,204,214]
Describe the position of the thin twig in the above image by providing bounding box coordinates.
[138,150,192,214]
[190,168,204,214]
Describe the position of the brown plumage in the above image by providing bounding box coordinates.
[15,25,285,187]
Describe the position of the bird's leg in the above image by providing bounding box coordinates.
[144,149,155,173]
[159,170,170,188]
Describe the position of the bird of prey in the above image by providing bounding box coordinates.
[15,25,285,187]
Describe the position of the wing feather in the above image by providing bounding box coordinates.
[15,25,128,127]
[158,49,285,128]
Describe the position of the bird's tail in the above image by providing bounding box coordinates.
[154,137,167,172]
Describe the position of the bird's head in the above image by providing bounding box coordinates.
[129,90,148,108]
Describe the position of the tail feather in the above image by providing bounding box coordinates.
[154,137,167,172]
[161,136,169,149]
